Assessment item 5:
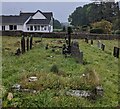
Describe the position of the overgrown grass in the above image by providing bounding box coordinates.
[1,36,119,107]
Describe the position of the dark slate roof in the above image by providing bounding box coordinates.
[0,10,53,25]
[26,19,50,25]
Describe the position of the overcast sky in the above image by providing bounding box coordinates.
[1,1,120,23]
[1,2,91,23]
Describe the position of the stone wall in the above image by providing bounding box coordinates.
[1,31,120,40]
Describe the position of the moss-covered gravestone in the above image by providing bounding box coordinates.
[71,40,83,64]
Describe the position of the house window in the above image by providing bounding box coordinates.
[27,28,29,31]
[38,26,40,30]
[30,26,33,31]
[34,26,37,31]
[2,26,5,31]
[9,25,13,30]
[14,25,17,30]
[41,25,44,31]
[44,26,47,30]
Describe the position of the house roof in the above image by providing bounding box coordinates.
[26,19,50,25]
[0,10,53,25]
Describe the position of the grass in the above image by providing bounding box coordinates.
[1,36,119,108]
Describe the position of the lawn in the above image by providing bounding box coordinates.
[1,36,119,108]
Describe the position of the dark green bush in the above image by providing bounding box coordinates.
[90,28,104,34]
[50,64,59,73]
[115,30,120,34]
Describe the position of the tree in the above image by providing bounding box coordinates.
[68,2,120,28]
[53,19,62,29]
[91,19,112,34]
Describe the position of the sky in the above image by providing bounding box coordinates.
[1,2,91,23]
[1,1,120,23]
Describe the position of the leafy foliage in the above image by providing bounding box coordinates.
[50,64,59,74]
[68,2,120,30]
[91,20,112,34]
[115,30,120,34]
[90,28,104,34]
[53,19,62,29]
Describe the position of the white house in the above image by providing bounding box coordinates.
[0,10,53,32]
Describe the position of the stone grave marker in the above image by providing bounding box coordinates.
[71,40,83,64]
[15,48,21,56]
[101,44,105,51]
[97,40,101,49]
[85,38,89,43]
[26,36,29,51]
[21,36,25,54]
[30,35,33,49]
[113,47,119,58]
[91,40,93,45]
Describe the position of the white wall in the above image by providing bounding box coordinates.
[17,25,23,30]
[5,25,9,30]
[32,11,46,19]
[0,25,1,30]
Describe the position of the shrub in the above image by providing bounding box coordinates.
[50,64,59,73]
[90,28,104,34]
[115,30,120,34]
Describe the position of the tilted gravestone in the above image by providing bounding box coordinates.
[71,40,83,64]
[113,47,119,58]
[101,43,105,51]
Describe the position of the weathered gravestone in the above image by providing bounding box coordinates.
[71,40,83,64]
[67,27,72,54]
[15,48,21,56]
[30,35,33,49]
[45,44,49,50]
[101,43,105,51]
[21,36,25,54]
[97,40,101,49]
[113,47,119,58]
[91,40,93,45]
[26,36,29,51]
[85,38,89,43]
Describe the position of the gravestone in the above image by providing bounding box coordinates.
[113,47,119,58]
[30,35,33,49]
[15,48,21,56]
[26,36,29,51]
[101,44,105,51]
[97,40,101,49]
[71,40,83,64]
[45,44,48,50]
[91,40,93,45]
[94,86,104,97]
[85,38,89,43]
[67,27,72,53]
[21,36,25,54]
